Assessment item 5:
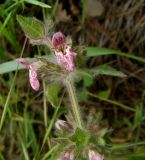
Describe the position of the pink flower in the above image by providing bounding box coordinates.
[55,46,76,72]
[58,152,74,160]
[16,58,31,69]
[52,32,66,51]
[16,58,40,91]
[88,150,104,160]
[29,67,40,91]
[52,32,76,72]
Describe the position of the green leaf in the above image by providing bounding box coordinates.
[24,0,51,8]
[42,144,59,160]
[0,55,54,74]
[88,92,135,112]
[0,22,20,51]
[0,58,34,74]
[77,89,88,102]
[86,47,145,63]
[98,89,111,99]
[111,152,145,159]
[69,128,89,148]
[0,11,12,33]
[83,74,93,87]
[81,0,87,25]
[0,60,24,74]
[23,112,40,159]
[134,106,143,128]
[97,137,106,146]
[111,141,145,150]
[90,64,126,77]
[47,83,61,107]
[86,47,116,57]
[16,15,45,40]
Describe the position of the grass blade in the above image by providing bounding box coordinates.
[0,11,12,33]
[24,0,51,8]
[86,47,145,63]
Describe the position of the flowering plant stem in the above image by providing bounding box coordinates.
[66,75,83,129]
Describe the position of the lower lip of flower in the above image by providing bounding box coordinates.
[29,78,40,91]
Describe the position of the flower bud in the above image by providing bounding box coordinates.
[55,119,73,132]
[55,120,67,130]
[88,150,104,160]
[52,32,66,50]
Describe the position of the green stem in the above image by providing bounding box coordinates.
[43,81,48,128]
[81,0,87,26]
[66,76,83,129]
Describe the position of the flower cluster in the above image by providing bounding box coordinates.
[58,150,104,160]
[16,32,76,91]
[55,119,104,160]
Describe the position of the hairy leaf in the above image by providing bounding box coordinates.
[90,64,126,77]
[16,15,45,40]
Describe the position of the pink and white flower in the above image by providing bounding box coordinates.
[16,58,41,91]
[52,32,77,72]
[52,32,66,51]
[58,152,74,160]
[88,150,104,160]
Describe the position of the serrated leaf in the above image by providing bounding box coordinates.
[16,15,45,40]
[24,0,51,8]
[90,64,126,77]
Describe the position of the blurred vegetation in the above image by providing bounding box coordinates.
[0,0,145,159]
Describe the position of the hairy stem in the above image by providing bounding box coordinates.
[65,75,83,129]
[43,81,51,149]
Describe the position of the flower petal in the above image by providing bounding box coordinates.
[29,69,40,91]
[29,68,38,79]
[55,46,76,72]
[29,77,40,91]
[16,58,31,69]
[52,32,66,49]
[88,150,104,160]
[58,152,74,160]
